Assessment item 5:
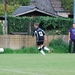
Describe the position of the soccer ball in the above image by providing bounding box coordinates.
[0,48,4,52]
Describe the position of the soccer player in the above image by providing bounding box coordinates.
[32,23,50,55]
[68,24,75,53]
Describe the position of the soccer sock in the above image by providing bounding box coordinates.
[38,47,45,55]
[41,45,44,49]
[38,47,41,51]
[40,50,45,55]
[44,46,50,51]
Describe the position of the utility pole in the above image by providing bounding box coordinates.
[74,0,75,23]
[4,0,7,34]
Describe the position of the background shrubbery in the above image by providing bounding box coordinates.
[8,16,73,35]
[2,46,39,54]
[49,39,68,53]
[0,23,3,35]
[8,17,30,34]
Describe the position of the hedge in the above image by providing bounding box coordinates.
[0,23,3,35]
[8,17,31,34]
[8,16,73,35]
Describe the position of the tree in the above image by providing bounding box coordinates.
[19,0,30,6]
[0,0,30,6]
[0,4,19,16]
[0,0,30,16]
[60,0,73,11]
[0,4,4,16]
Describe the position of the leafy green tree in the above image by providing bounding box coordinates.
[0,4,3,15]
[0,0,3,3]
[0,0,30,16]
[0,0,30,6]
[7,5,19,15]
[60,0,73,11]
[0,4,19,15]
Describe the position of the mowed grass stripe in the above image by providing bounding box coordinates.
[0,68,45,75]
[0,54,75,75]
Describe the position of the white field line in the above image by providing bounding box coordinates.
[0,68,45,75]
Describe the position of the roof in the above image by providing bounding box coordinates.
[35,0,56,14]
[12,6,35,16]
[12,5,57,17]
[12,0,58,17]
[31,0,65,12]
[50,0,64,12]
[12,0,68,17]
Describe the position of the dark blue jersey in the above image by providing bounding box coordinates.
[33,27,46,42]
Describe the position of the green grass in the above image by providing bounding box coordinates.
[0,54,75,75]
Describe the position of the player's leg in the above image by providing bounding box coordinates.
[44,46,50,52]
[37,42,45,55]
[38,46,45,55]
[41,45,50,53]
[68,40,72,53]
[73,40,75,53]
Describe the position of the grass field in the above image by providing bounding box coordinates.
[0,53,75,75]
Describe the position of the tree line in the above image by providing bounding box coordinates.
[60,0,73,12]
[0,0,30,16]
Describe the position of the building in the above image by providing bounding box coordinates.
[50,0,70,17]
[12,5,57,17]
[12,0,70,17]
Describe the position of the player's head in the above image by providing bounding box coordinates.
[34,23,39,29]
[73,23,75,28]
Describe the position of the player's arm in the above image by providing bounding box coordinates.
[68,32,70,41]
[32,29,35,37]
[44,35,47,42]
[42,30,47,42]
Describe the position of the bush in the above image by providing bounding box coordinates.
[8,16,73,35]
[8,16,30,34]
[0,23,3,35]
[49,38,68,53]
[2,46,39,54]
[3,48,13,53]
[22,46,39,53]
